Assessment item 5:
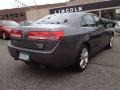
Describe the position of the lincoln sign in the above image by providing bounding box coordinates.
[50,1,120,14]
[50,6,82,14]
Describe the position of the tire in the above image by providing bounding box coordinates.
[25,61,31,65]
[106,36,114,49]
[75,45,89,72]
[2,32,7,40]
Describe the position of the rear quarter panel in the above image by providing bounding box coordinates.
[63,24,90,62]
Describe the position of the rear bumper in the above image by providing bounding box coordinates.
[8,42,77,68]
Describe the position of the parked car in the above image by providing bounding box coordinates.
[114,21,120,33]
[8,13,114,71]
[19,21,33,26]
[0,20,20,40]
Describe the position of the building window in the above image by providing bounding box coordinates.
[4,14,9,20]
[15,13,19,18]
[20,13,24,17]
[10,14,14,19]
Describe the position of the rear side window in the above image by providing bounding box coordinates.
[81,18,86,27]
[81,15,95,27]
[32,14,76,25]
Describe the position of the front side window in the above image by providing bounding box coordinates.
[92,15,105,28]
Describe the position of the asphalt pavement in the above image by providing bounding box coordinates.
[0,34,120,90]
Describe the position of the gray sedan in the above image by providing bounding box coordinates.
[8,12,114,71]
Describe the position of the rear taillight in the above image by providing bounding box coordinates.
[28,31,64,40]
[10,30,22,38]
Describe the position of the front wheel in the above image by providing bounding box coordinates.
[106,36,114,49]
[2,32,7,40]
[75,45,89,71]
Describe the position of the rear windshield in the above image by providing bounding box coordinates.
[2,21,20,26]
[32,14,76,25]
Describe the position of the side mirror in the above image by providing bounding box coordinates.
[106,23,113,28]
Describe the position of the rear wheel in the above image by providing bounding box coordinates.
[75,45,89,71]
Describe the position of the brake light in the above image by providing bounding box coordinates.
[10,30,22,38]
[28,31,64,40]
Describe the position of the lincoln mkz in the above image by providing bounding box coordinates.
[8,13,114,71]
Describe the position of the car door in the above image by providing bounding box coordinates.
[92,15,109,48]
[81,14,103,54]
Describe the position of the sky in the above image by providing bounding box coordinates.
[0,0,69,10]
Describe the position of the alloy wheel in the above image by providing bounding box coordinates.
[79,48,89,69]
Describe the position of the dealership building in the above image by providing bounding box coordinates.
[0,0,120,22]
[50,0,120,20]
[0,3,66,22]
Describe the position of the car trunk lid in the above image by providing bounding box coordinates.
[11,24,65,51]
